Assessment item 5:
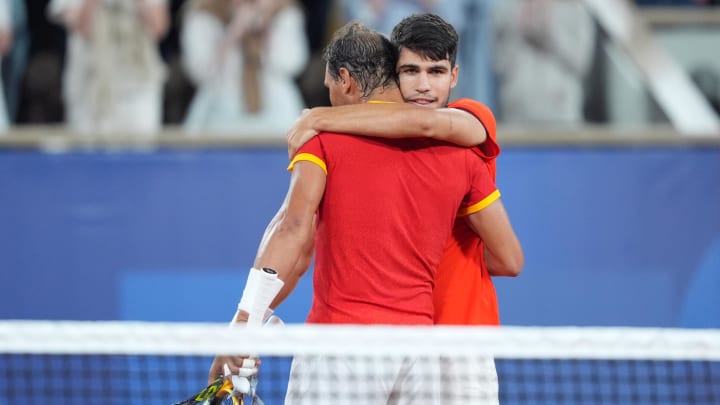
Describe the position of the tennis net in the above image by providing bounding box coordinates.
[1,320,719,404]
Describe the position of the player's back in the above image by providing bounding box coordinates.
[291,133,496,325]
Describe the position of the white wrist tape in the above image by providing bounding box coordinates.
[237,267,284,327]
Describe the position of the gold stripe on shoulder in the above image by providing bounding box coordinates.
[457,190,501,216]
[288,153,328,175]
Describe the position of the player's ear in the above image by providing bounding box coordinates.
[337,67,349,84]
[338,67,354,95]
[450,65,459,89]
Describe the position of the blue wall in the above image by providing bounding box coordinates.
[1,145,719,327]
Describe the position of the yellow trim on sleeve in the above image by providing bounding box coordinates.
[288,153,328,175]
[457,189,501,216]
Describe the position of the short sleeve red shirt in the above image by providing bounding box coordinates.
[289,133,499,325]
[433,99,502,326]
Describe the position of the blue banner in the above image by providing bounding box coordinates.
[1,146,718,327]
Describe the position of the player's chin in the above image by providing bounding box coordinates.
[409,100,438,108]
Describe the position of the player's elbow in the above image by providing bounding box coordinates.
[500,254,524,277]
[429,109,488,146]
[276,212,315,244]
[489,248,524,277]
[492,259,523,278]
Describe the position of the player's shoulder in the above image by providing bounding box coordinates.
[448,98,490,114]
[460,145,493,170]
[448,98,484,109]
[300,131,345,148]
[301,132,371,158]
[448,98,496,123]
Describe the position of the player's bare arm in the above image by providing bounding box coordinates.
[465,200,524,277]
[249,160,325,313]
[286,103,488,158]
[255,208,316,310]
[483,245,518,277]
[208,162,325,383]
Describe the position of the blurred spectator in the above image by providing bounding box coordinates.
[338,0,432,36]
[163,56,195,125]
[493,0,596,126]
[0,0,12,134]
[297,0,333,107]
[180,0,309,137]
[20,51,64,124]
[2,0,29,124]
[48,0,169,136]
[436,0,497,108]
[159,0,196,125]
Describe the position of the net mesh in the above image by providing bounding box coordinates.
[1,321,719,405]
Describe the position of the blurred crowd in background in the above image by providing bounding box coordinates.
[0,0,717,138]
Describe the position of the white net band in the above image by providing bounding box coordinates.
[2,321,719,405]
[2,320,720,360]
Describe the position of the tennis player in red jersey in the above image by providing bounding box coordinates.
[211,21,523,404]
[287,97,502,324]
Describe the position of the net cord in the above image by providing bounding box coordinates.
[1,321,719,361]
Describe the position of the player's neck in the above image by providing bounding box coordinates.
[364,85,403,104]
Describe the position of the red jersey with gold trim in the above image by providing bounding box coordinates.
[289,134,499,325]
[433,98,501,325]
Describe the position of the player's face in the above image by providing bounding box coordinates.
[396,48,458,109]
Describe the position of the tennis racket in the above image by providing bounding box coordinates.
[172,371,265,405]
[171,315,283,405]
[172,374,238,405]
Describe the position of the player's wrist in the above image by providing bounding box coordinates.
[237,267,284,327]
[311,107,334,132]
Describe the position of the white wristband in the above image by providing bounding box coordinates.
[237,267,285,327]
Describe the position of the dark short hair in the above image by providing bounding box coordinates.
[323,21,398,98]
[391,13,458,66]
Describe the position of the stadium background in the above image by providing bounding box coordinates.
[1,136,719,328]
[0,2,719,404]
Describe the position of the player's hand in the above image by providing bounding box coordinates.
[207,355,257,386]
[286,109,318,159]
[224,361,259,395]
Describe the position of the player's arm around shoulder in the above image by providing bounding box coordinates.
[286,101,495,157]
